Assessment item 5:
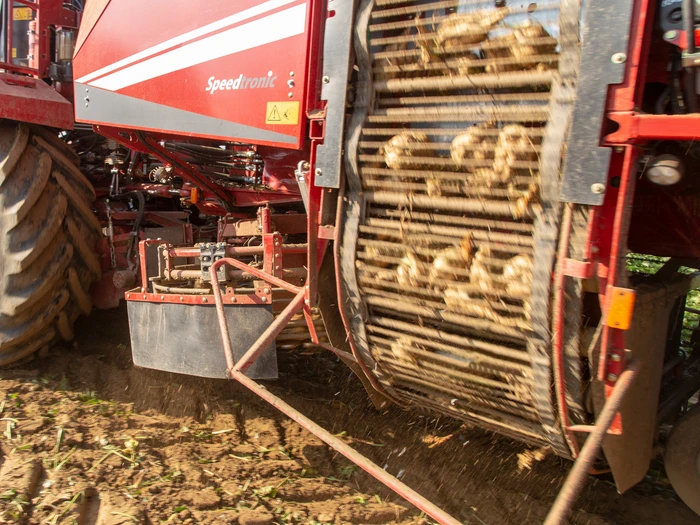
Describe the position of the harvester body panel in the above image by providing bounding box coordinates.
[74,0,312,149]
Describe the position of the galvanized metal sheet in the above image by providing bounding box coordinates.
[128,301,277,379]
[560,0,634,205]
[314,0,355,188]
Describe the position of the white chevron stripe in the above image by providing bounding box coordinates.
[89,3,306,92]
[76,0,298,85]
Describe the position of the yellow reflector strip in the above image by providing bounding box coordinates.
[607,287,636,330]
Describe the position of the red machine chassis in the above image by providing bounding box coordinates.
[141,0,699,523]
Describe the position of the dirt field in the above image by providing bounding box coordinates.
[0,306,698,525]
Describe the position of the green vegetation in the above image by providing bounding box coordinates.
[626,253,700,349]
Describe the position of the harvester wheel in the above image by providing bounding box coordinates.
[665,404,700,514]
[0,121,101,366]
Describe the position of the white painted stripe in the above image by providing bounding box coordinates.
[89,3,307,92]
[76,0,296,84]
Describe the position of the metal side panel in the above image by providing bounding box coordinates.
[559,0,634,205]
[314,0,355,188]
[127,301,277,380]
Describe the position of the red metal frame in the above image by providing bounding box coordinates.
[0,0,77,128]
[560,0,700,427]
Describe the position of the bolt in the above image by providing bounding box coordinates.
[289,71,295,77]
[287,79,295,88]
[611,53,627,64]
[275,253,280,258]
[664,30,678,41]
[315,168,323,177]
[591,183,606,194]
[304,299,310,305]
[275,242,280,247]
[614,146,624,153]
[143,294,147,299]
[322,76,330,84]
[288,92,293,98]
[610,353,622,362]
[160,295,165,300]
[264,288,270,294]
[231,296,236,302]
[261,296,267,302]
[126,294,131,299]
[607,373,618,382]
[275,265,281,270]
[180,296,184,302]
[202,297,208,303]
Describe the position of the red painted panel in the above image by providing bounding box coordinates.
[74,0,312,149]
[0,73,73,129]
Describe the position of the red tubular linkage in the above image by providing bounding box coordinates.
[544,362,640,525]
[552,203,581,457]
[209,258,462,525]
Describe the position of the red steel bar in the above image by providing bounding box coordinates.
[543,361,640,525]
[231,369,462,525]
[138,239,170,290]
[210,259,461,525]
[210,257,304,375]
[552,203,580,456]
[233,289,305,373]
[170,244,307,258]
[165,267,306,282]
[210,257,301,295]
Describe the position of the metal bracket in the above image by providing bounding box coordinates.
[294,160,310,211]
[200,242,226,282]
[560,0,634,205]
[314,0,354,188]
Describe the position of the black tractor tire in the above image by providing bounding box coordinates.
[0,121,101,366]
[665,404,700,515]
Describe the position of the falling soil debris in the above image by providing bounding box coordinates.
[0,307,696,525]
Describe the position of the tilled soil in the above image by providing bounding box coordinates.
[0,307,698,525]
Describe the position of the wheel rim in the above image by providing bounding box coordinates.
[666,406,700,515]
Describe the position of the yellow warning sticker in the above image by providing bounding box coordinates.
[13,7,33,21]
[265,101,299,125]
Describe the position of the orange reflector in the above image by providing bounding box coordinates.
[607,287,636,330]
[191,187,199,204]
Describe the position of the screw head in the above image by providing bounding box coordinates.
[315,168,323,177]
[264,288,270,294]
[607,373,618,382]
[664,30,678,41]
[261,296,267,302]
[231,296,236,302]
[160,295,165,300]
[591,183,606,195]
[322,76,330,84]
[126,294,131,299]
[180,296,184,302]
[288,92,293,99]
[287,79,295,88]
[611,53,627,64]
[289,71,295,77]
[610,353,622,362]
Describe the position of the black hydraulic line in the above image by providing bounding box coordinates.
[683,0,698,112]
[135,131,236,212]
[111,191,145,268]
